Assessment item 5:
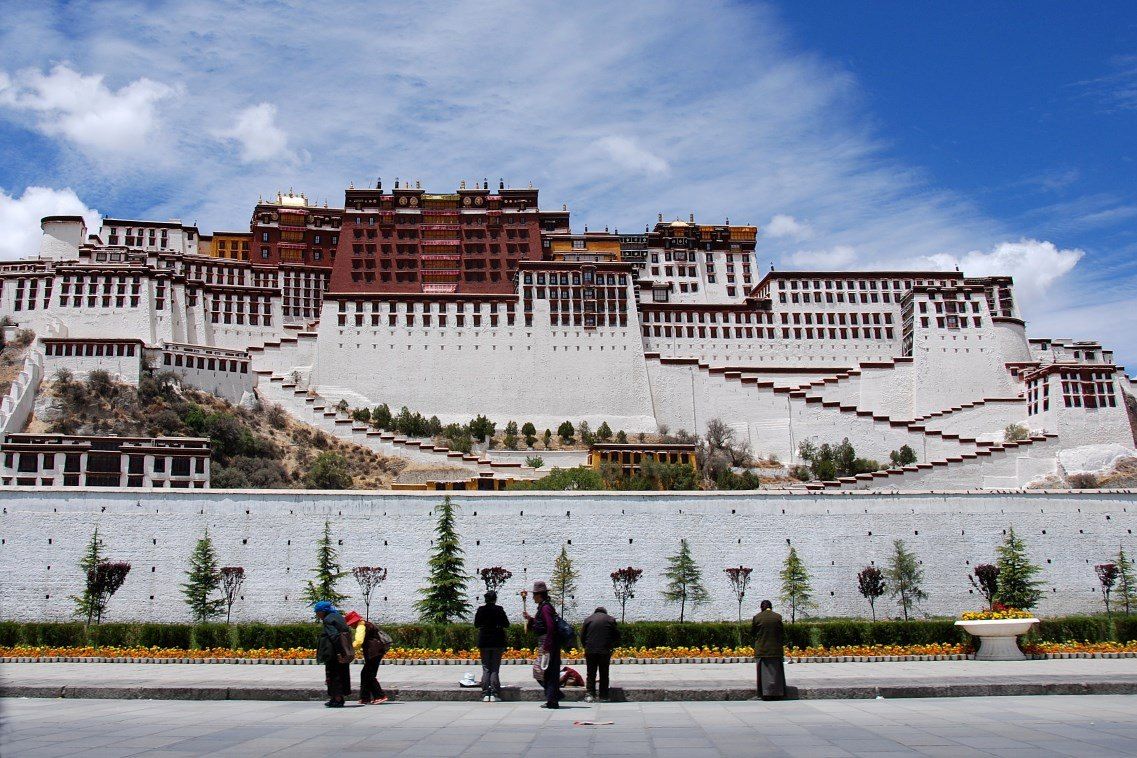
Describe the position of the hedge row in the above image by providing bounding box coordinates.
[2,616,1134,651]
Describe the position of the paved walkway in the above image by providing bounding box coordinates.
[4,695,1137,756]
[3,658,1137,701]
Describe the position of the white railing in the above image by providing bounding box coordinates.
[0,338,45,434]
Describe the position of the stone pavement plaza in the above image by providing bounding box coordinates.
[3,658,1137,700]
[3,694,1137,756]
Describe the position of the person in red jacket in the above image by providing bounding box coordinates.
[523,580,561,709]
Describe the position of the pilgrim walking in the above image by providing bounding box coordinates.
[314,601,353,708]
[751,599,787,701]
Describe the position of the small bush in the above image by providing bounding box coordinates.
[1066,472,1098,489]
[1004,423,1030,443]
[13,329,35,348]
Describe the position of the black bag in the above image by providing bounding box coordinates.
[555,613,577,652]
[336,630,355,664]
[532,603,577,652]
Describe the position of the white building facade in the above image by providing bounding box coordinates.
[0,196,1133,491]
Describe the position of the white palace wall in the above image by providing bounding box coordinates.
[1,488,1133,625]
[311,299,657,432]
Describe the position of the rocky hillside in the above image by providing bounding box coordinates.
[30,369,407,489]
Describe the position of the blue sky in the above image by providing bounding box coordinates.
[0,1,1134,364]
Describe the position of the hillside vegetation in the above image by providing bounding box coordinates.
[32,368,406,489]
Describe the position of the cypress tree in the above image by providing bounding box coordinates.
[662,539,710,621]
[779,546,814,622]
[550,544,580,617]
[414,497,471,622]
[181,529,224,623]
[1116,546,1137,616]
[301,521,349,606]
[885,539,927,621]
[71,527,106,625]
[994,526,1044,610]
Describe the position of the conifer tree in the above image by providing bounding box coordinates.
[301,521,349,606]
[550,545,580,617]
[72,527,105,624]
[414,497,471,622]
[885,539,927,621]
[1116,546,1136,615]
[181,529,223,623]
[662,539,710,621]
[779,546,814,622]
[994,526,1044,610]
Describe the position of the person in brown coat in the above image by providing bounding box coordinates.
[751,599,786,700]
[580,606,620,702]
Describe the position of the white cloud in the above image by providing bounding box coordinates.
[917,239,1084,307]
[592,136,669,176]
[215,103,293,163]
[789,245,856,268]
[0,186,100,260]
[0,64,173,153]
[765,214,813,240]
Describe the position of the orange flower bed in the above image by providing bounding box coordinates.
[4,640,1132,661]
[1022,640,1137,654]
[960,608,1035,620]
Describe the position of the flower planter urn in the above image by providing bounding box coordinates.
[954,618,1039,661]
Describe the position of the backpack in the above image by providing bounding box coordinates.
[533,602,577,652]
[363,621,393,659]
[554,613,577,652]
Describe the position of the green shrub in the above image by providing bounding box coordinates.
[137,623,193,649]
[2,615,1131,652]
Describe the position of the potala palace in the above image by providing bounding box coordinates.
[2,180,1134,491]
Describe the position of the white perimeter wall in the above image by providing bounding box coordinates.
[1,488,1133,625]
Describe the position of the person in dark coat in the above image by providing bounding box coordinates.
[314,600,352,708]
[751,599,786,701]
[474,590,510,702]
[523,580,561,709]
[580,606,620,701]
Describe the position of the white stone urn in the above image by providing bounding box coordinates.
[955,618,1039,661]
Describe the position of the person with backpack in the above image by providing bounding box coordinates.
[345,610,389,705]
[313,601,353,708]
[523,580,563,709]
[473,590,510,702]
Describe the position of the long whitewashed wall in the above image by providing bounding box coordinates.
[1,488,1133,625]
[311,299,656,432]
